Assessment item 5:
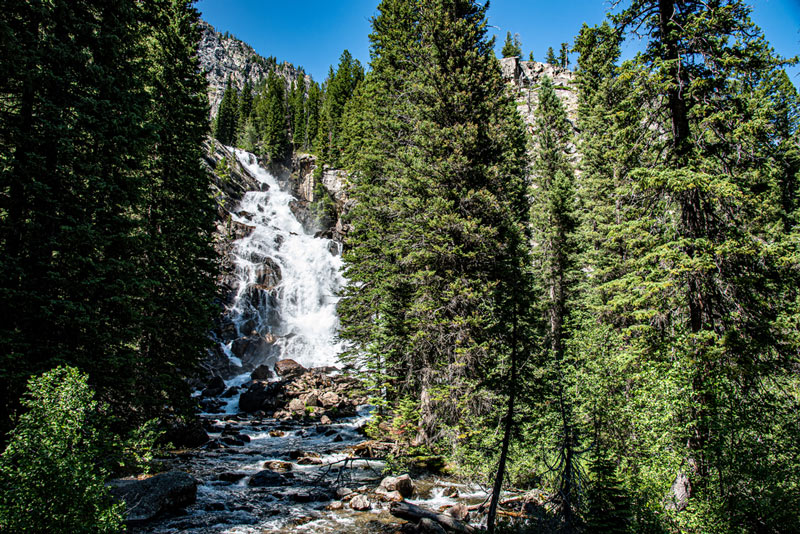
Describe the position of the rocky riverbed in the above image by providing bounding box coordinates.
[115,364,493,534]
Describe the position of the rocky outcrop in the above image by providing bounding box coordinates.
[109,471,198,523]
[198,21,310,117]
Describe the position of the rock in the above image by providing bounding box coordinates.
[349,494,371,511]
[376,488,404,502]
[217,472,247,483]
[220,386,238,398]
[336,487,354,499]
[288,398,305,413]
[161,419,209,449]
[231,335,277,370]
[320,391,340,407]
[418,518,447,534]
[380,474,414,498]
[327,501,344,511]
[296,456,323,465]
[202,376,226,397]
[109,470,197,523]
[305,392,320,406]
[250,365,274,380]
[264,460,293,472]
[254,257,281,288]
[445,503,469,522]
[239,381,285,413]
[221,435,244,447]
[247,470,290,487]
[320,415,332,425]
[274,358,307,379]
[269,430,285,437]
[443,486,459,498]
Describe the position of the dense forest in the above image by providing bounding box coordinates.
[1,0,799,533]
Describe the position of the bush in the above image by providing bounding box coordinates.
[0,366,125,533]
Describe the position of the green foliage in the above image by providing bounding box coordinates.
[502,31,522,58]
[214,77,239,145]
[314,50,364,166]
[338,0,532,470]
[0,367,125,534]
[546,46,558,65]
[256,71,290,161]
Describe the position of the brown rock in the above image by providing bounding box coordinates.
[445,503,469,521]
[288,398,305,413]
[250,365,273,380]
[349,494,371,511]
[326,501,344,511]
[264,461,293,472]
[380,474,414,498]
[297,456,323,465]
[269,430,285,437]
[320,391,340,407]
[275,359,307,379]
[320,415,332,425]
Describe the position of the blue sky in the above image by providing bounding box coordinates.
[196,0,800,84]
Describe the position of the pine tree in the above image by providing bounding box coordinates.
[558,42,569,68]
[237,79,253,136]
[138,0,218,423]
[213,77,238,145]
[257,71,290,161]
[289,78,307,152]
[0,0,151,433]
[546,46,558,65]
[339,0,531,471]
[501,31,522,58]
[304,81,322,151]
[314,50,364,167]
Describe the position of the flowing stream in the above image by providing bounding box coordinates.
[135,151,487,533]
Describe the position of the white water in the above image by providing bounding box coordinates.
[223,149,346,385]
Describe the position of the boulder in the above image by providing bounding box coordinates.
[264,460,293,472]
[231,335,277,370]
[247,470,290,487]
[202,376,226,397]
[380,474,414,498]
[109,470,197,523]
[250,365,274,380]
[446,503,470,521]
[239,381,285,413]
[320,415,332,425]
[349,494,371,511]
[288,398,305,413]
[274,359,307,379]
[320,391,340,407]
[327,501,344,511]
[161,419,209,449]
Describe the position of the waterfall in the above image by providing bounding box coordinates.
[220,149,345,387]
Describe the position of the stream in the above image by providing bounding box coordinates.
[131,150,490,533]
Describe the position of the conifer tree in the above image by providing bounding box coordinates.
[214,77,239,145]
[315,51,364,167]
[558,42,569,68]
[339,0,531,467]
[546,46,558,65]
[501,31,522,58]
[257,71,290,161]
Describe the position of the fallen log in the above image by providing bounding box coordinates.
[390,501,476,534]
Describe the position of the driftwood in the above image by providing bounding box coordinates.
[390,501,476,534]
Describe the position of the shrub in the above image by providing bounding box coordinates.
[0,366,125,533]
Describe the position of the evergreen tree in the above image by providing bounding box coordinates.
[213,77,238,145]
[257,71,290,161]
[528,50,535,61]
[138,0,218,422]
[237,79,253,135]
[501,31,522,58]
[558,41,569,68]
[304,81,322,151]
[339,0,531,469]
[546,46,558,65]
[0,0,151,433]
[289,78,307,152]
[314,50,364,166]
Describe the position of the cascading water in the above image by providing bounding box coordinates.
[216,149,346,408]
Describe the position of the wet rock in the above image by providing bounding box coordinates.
[336,487,354,499]
[250,364,274,380]
[254,257,282,288]
[217,472,247,483]
[275,358,307,379]
[418,518,447,534]
[109,470,197,524]
[350,494,371,511]
[231,335,277,370]
[221,435,244,447]
[269,430,285,437]
[264,460,293,472]
[202,376,226,397]
[443,486,459,498]
[376,488,404,502]
[332,434,344,443]
[312,365,339,375]
[380,474,414,498]
[247,470,290,487]
[327,501,344,511]
[445,503,470,521]
[320,415,332,425]
[297,456,323,465]
[220,386,239,398]
[239,381,285,413]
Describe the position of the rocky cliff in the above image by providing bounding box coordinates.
[198,21,311,116]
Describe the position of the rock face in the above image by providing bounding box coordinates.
[109,471,198,523]
[197,21,310,117]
